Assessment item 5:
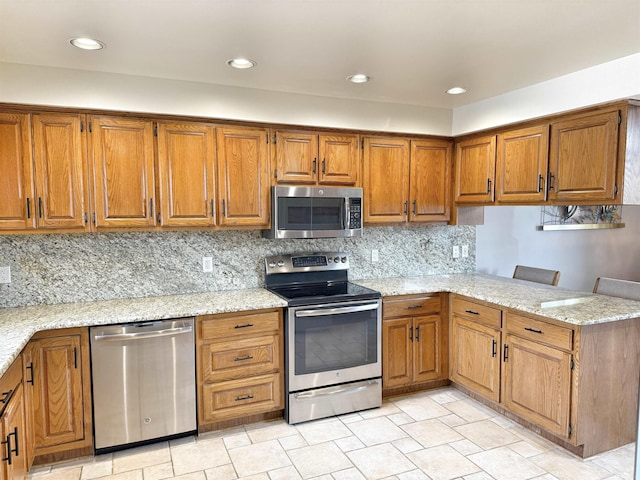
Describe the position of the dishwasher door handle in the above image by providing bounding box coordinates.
[93,325,193,342]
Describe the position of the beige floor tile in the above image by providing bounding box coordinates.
[463,473,496,480]
[245,420,299,443]
[407,444,481,480]
[428,388,467,405]
[347,417,408,446]
[468,446,545,480]
[454,419,520,450]
[223,432,252,450]
[338,412,365,424]
[267,465,303,480]
[171,436,231,476]
[444,400,493,423]
[449,438,483,456]
[296,418,352,445]
[28,465,53,476]
[173,472,206,480]
[334,435,366,452]
[391,437,423,454]
[80,458,113,480]
[227,439,290,477]
[393,395,451,421]
[203,464,237,480]
[278,433,309,450]
[235,473,269,480]
[529,475,561,480]
[94,471,143,480]
[28,467,83,480]
[169,436,196,448]
[588,443,634,479]
[142,462,173,480]
[387,412,416,426]
[508,440,548,459]
[359,402,402,419]
[112,444,171,474]
[530,449,613,480]
[287,441,352,479]
[401,419,464,448]
[347,444,416,479]
[396,470,431,480]
[439,413,467,427]
[331,467,367,480]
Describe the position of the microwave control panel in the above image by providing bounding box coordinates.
[349,198,362,229]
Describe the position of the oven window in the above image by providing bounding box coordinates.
[278,197,344,230]
[294,307,378,375]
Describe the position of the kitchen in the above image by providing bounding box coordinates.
[1,1,640,479]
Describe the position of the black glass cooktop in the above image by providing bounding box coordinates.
[268,281,380,306]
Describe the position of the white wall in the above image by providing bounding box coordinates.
[0,62,453,136]
[476,206,640,292]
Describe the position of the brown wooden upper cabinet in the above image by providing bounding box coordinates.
[216,126,270,227]
[0,112,90,233]
[156,121,217,227]
[454,135,496,204]
[364,137,452,224]
[89,116,156,229]
[272,130,359,186]
[548,110,620,203]
[495,125,549,204]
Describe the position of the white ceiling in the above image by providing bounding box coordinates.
[1,0,639,109]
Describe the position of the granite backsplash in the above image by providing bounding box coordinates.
[0,225,475,308]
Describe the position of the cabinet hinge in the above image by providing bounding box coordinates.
[618,112,622,125]
[88,122,92,133]
[614,184,619,197]
[274,169,278,179]
[154,125,158,137]
[273,134,277,144]
[568,423,573,437]
[80,121,84,133]
[266,134,269,144]
[570,359,575,370]
[361,139,364,150]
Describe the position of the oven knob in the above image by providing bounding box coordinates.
[334,256,340,263]
[341,256,347,263]
[328,257,332,263]
[268,262,276,269]
[277,260,285,267]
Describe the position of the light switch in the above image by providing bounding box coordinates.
[202,257,213,272]
[0,266,11,284]
[452,246,460,259]
[371,249,379,262]
[462,245,469,258]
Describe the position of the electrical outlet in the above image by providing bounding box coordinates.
[452,246,460,259]
[371,249,379,262]
[0,266,11,284]
[202,257,213,273]
[462,245,469,258]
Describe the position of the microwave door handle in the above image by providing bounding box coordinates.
[344,197,350,229]
[295,303,380,317]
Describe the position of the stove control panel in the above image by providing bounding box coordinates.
[265,252,349,273]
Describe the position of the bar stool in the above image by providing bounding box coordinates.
[512,265,560,286]
[593,277,640,301]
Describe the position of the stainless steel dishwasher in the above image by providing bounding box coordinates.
[90,318,196,453]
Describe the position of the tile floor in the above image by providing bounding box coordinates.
[27,387,635,480]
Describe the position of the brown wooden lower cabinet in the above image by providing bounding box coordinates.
[0,359,28,480]
[197,309,284,429]
[21,328,93,464]
[382,294,448,392]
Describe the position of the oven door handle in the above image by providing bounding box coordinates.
[295,303,380,318]
[293,380,380,398]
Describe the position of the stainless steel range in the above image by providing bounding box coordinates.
[264,252,382,424]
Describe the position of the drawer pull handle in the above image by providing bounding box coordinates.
[465,310,479,315]
[234,355,254,362]
[407,305,423,310]
[235,394,254,401]
[524,327,543,334]
[234,323,254,329]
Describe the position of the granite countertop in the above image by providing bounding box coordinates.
[2,273,640,378]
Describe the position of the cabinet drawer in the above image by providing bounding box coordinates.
[201,334,280,382]
[0,358,22,412]
[199,310,281,340]
[201,373,282,422]
[383,295,440,318]
[506,312,573,351]
[451,296,502,329]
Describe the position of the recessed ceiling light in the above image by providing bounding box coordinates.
[69,37,105,50]
[446,86,467,95]
[347,74,371,84]
[227,58,257,69]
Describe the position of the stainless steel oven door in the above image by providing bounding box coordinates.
[287,299,382,392]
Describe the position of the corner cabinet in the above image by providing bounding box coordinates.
[22,328,92,462]
[89,116,157,229]
[272,130,359,186]
[0,359,28,480]
[196,309,284,429]
[216,126,270,227]
[382,294,448,393]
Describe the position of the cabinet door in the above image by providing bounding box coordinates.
[382,318,412,389]
[409,140,452,222]
[216,126,270,227]
[496,125,549,204]
[363,137,409,224]
[454,135,496,204]
[450,315,501,402]
[32,113,90,231]
[548,111,619,202]
[23,336,85,450]
[89,116,156,228]
[413,315,446,382]
[273,131,318,184]
[318,134,359,186]
[157,122,217,227]
[1,383,28,480]
[502,334,571,438]
[0,112,35,231]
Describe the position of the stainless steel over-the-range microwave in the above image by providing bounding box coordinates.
[263,186,363,239]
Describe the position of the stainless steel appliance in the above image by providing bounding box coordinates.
[264,252,382,424]
[263,186,363,239]
[90,318,197,453]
